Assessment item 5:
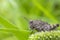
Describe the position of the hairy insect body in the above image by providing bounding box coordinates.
[29,20,59,32]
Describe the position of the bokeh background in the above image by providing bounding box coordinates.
[0,0,60,40]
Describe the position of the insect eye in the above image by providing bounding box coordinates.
[30,20,33,23]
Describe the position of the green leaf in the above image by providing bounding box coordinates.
[0,28,31,40]
[0,15,18,29]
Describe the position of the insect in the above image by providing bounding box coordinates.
[23,17,59,32]
[29,20,59,32]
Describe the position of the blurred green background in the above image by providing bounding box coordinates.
[0,0,60,40]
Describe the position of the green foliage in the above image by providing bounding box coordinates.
[0,0,60,40]
[28,31,60,40]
